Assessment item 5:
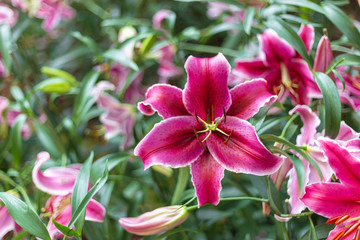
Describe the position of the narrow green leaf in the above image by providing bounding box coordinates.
[52,218,80,237]
[73,71,100,125]
[171,167,190,205]
[0,24,12,75]
[175,0,246,8]
[103,49,139,71]
[35,121,65,158]
[10,86,25,102]
[274,0,325,14]
[155,227,198,240]
[10,114,26,168]
[322,3,360,49]
[68,163,109,229]
[34,78,75,94]
[265,17,310,65]
[266,176,282,215]
[335,53,360,66]
[314,72,341,138]
[288,155,305,195]
[300,223,334,240]
[243,8,256,35]
[139,35,157,56]
[325,57,345,75]
[308,216,318,240]
[41,66,77,83]
[72,152,94,232]
[71,31,100,55]
[0,193,50,240]
[332,69,346,91]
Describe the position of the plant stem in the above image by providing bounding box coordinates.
[280,211,314,218]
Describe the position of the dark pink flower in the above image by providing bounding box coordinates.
[302,138,360,240]
[136,53,282,207]
[234,26,317,105]
[0,3,18,27]
[119,206,188,236]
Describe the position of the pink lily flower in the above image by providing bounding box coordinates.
[32,151,81,196]
[119,206,189,236]
[0,3,18,27]
[302,138,360,240]
[44,194,105,239]
[207,2,245,23]
[0,205,21,239]
[153,9,175,36]
[335,66,360,111]
[91,81,136,150]
[234,25,317,105]
[136,53,282,207]
[35,0,75,33]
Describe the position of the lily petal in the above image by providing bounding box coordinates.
[183,53,232,121]
[258,29,295,64]
[134,116,205,169]
[313,35,333,73]
[0,206,16,239]
[227,79,277,120]
[298,24,314,54]
[190,152,224,207]
[85,199,106,222]
[302,182,360,218]
[207,116,282,175]
[336,121,360,141]
[32,152,79,195]
[319,138,360,187]
[138,84,189,118]
[289,105,320,146]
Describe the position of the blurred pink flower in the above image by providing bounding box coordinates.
[0,3,18,27]
[91,81,136,150]
[155,44,182,83]
[0,205,21,239]
[136,53,281,207]
[207,2,245,22]
[119,206,188,236]
[153,9,175,35]
[234,25,317,105]
[45,194,105,239]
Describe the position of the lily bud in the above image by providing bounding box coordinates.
[119,206,189,236]
[262,202,271,216]
[313,33,333,73]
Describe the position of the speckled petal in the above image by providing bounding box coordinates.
[190,152,224,207]
[134,116,205,169]
[206,116,282,175]
[183,53,232,121]
[298,24,314,54]
[227,79,277,120]
[138,84,189,118]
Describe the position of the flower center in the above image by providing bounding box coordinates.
[272,63,301,102]
[192,107,234,150]
[326,214,360,240]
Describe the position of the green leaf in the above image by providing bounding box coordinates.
[332,69,346,91]
[322,3,360,49]
[10,114,27,168]
[335,53,360,66]
[175,0,246,8]
[41,66,76,83]
[103,49,139,71]
[0,193,50,240]
[34,78,75,94]
[309,216,318,240]
[155,227,198,240]
[171,167,190,205]
[273,0,325,14]
[52,218,80,237]
[243,8,256,35]
[35,121,65,158]
[314,72,341,138]
[73,71,100,125]
[288,155,305,195]
[10,86,25,102]
[71,31,100,55]
[265,17,310,65]
[300,223,334,240]
[266,176,283,215]
[139,35,157,56]
[68,163,109,229]
[72,152,94,232]
[0,24,12,75]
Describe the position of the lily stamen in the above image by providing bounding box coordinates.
[331,230,345,240]
[342,222,360,238]
[335,215,350,225]
[224,130,234,143]
[193,126,207,151]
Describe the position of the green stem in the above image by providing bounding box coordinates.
[171,167,190,205]
[280,114,298,139]
[280,211,314,218]
[280,222,290,240]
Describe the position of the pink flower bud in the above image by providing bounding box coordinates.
[313,34,333,73]
[119,206,189,236]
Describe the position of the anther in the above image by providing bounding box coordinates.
[335,215,350,225]
[224,130,234,144]
[211,105,214,122]
[354,228,360,240]
[331,230,345,240]
[193,126,207,151]
[342,222,360,238]
[194,109,200,124]
[327,216,342,224]
[222,106,227,124]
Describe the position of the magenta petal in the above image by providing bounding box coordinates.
[0,206,16,239]
[85,199,106,222]
[183,53,232,121]
[302,182,360,218]
[190,152,224,207]
[298,24,314,54]
[318,138,360,187]
[234,59,271,78]
[227,79,277,120]
[207,116,282,175]
[138,84,189,118]
[259,29,295,64]
[32,152,79,195]
[289,105,320,146]
[134,116,205,169]
[335,121,360,141]
[313,35,333,73]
